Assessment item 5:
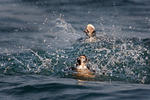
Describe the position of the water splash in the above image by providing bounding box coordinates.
[0,15,150,83]
[48,14,81,48]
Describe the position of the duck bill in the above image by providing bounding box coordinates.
[84,29,88,33]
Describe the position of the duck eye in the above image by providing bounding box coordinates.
[84,29,89,33]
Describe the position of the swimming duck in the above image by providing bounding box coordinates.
[84,24,96,42]
[74,55,95,78]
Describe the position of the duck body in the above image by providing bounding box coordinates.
[85,36,96,42]
[75,66,95,78]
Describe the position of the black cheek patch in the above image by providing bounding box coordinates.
[77,58,81,65]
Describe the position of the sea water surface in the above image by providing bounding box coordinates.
[0,0,150,100]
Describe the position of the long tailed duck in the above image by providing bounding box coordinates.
[74,55,95,78]
[84,24,96,42]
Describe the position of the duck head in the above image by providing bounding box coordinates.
[76,55,88,67]
[84,24,95,38]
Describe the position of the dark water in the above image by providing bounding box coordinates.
[0,0,150,100]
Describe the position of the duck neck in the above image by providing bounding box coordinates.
[80,63,86,67]
[88,32,93,38]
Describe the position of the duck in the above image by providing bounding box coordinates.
[73,55,95,78]
[84,24,96,42]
